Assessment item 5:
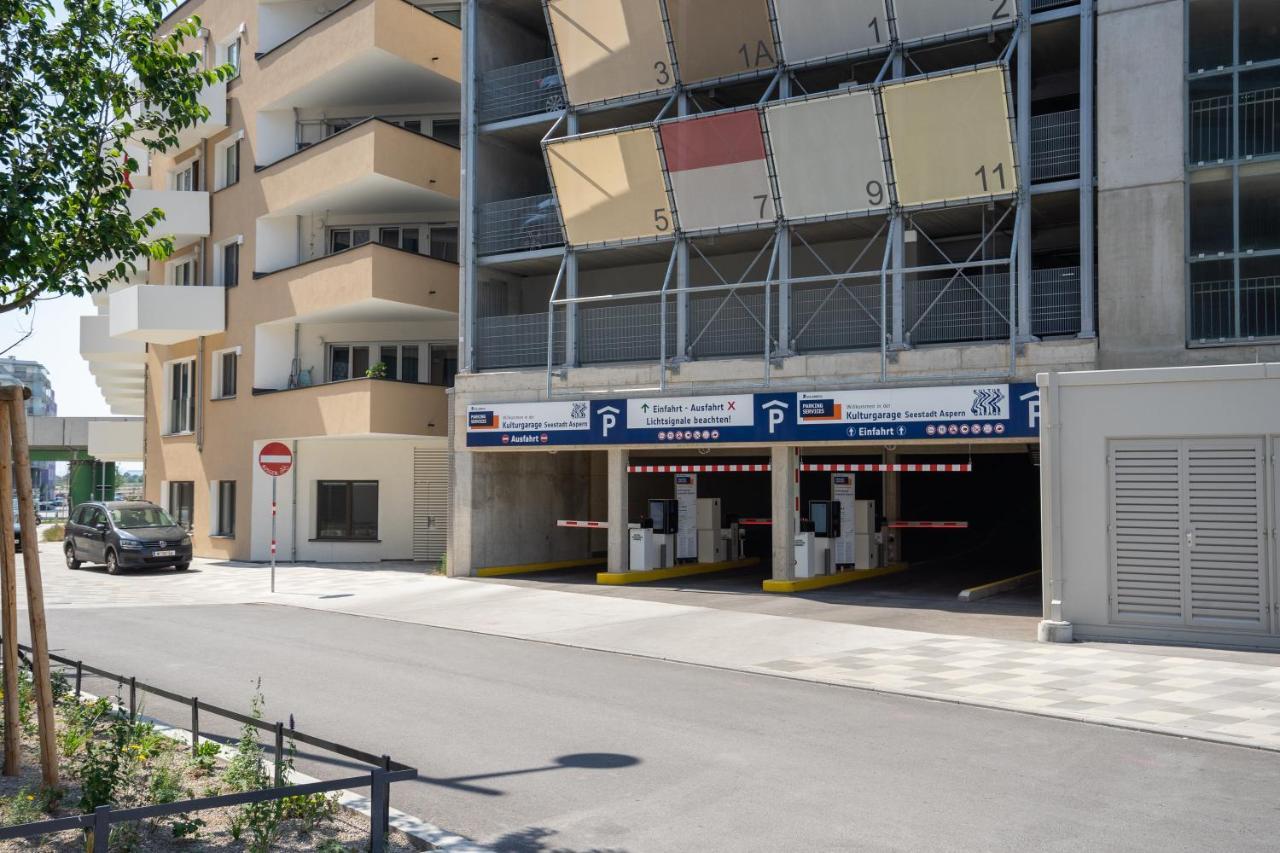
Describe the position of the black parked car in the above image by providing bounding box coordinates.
[64,501,191,575]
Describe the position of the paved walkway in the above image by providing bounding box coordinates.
[20,543,1280,752]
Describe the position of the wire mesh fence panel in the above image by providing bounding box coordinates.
[478,57,565,124]
[790,281,884,353]
[1030,266,1082,337]
[1029,109,1080,182]
[578,299,677,365]
[477,194,565,256]
[688,290,779,360]
[1241,275,1280,339]
[1241,86,1280,159]
[476,312,565,370]
[1190,94,1233,163]
[1029,0,1076,9]
[1189,277,1236,341]
[906,272,1012,346]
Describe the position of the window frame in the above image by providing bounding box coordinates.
[212,346,240,400]
[325,341,438,383]
[164,358,197,436]
[215,132,244,190]
[168,255,199,287]
[215,235,243,287]
[314,480,379,541]
[167,481,195,530]
[213,480,236,537]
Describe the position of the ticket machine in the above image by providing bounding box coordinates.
[794,500,841,578]
[630,498,678,571]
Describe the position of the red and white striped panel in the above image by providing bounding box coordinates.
[888,521,970,529]
[557,520,609,529]
[737,518,774,526]
[627,464,772,473]
[800,463,973,473]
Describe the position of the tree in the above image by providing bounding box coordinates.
[0,0,231,316]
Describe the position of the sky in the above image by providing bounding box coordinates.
[1,295,112,418]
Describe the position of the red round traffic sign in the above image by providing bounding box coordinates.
[258,442,293,477]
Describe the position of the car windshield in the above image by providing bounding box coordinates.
[109,507,177,529]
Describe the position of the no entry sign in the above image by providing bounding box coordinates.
[258,442,293,477]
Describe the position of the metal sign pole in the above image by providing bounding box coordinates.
[271,476,277,593]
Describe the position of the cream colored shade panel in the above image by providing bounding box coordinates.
[893,0,1018,43]
[882,67,1018,208]
[765,90,889,219]
[546,128,674,246]
[547,0,675,106]
[665,0,777,85]
[773,0,890,64]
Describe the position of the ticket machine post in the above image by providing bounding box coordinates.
[629,498,678,571]
[793,500,840,578]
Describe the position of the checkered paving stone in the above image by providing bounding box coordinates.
[755,636,1280,750]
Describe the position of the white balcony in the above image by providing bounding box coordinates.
[79,315,146,363]
[88,419,145,462]
[109,284,226,345]
[128,189,210,247]
[173,78,228,153]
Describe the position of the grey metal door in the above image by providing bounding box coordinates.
[1109,440,1185,625]
[412,449,449,564]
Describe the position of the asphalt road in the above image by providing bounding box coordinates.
[31,604,1280,852]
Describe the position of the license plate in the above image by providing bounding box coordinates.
[152,550,176,558]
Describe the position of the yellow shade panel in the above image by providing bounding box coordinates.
[665,0,778,85]
[882,67,1018,208]
[547,128,674,246]
[547,0,675,106]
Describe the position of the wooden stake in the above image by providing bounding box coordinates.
[0,403,20,776]
[5,389,58,787]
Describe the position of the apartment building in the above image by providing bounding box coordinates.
[450,1,1280,647]
[79,0,463,563]
[0,358,59,500]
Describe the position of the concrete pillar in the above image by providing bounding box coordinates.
[675,92,690,360]
[882,448,902,564]
[449,448,475,576]
[770,445,798,580]
[606,447,630,572]
[1016,18,1034,340]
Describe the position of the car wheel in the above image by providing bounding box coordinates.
[64,544,81,570]
[174,563,189,572]
[105,550,122,575]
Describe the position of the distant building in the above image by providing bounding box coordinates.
[0,357,58,500]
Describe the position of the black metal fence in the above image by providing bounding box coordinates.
[0,644,417,852]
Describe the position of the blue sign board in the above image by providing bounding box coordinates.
[465,383,1040,448]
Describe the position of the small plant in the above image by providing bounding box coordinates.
[189,738,221,775]
[41,523,64,542]
[169,815,206,840]
[77,705,132,814]
[282,791,340,836]
[315,839,349,853]
[7,788,45,825]
[108,821,141,852]
[148,761,185,804]
[364,361,388,379]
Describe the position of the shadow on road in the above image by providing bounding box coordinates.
[419,753,642,796]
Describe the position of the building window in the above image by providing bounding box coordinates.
[214,481,236,536]
[1187,0,1280,344]
[327,342,441,382]
[218,33,241,78]
[168,481,195,529]
[166,360,196,434]
[316,481,378,541]
[213,348,238,399]
[173,160,199,191]
[169,256,198,286]
[222,241,239,286]
[223,140,240,187]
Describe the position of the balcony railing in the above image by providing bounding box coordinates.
[1190,87,1280,164]
[477,194,564,256]
[1029,0,1077,10]
[1190,274,1280,342]
[1029,109,1080,182]
[472,266,1084,370]
[478,57,564,124]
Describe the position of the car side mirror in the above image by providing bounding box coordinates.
[95,522,108,532]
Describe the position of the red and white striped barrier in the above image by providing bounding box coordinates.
[557,520,608,529]
[737,518,774,526]
[888,521,970,529]
[800,463,972,473]
[627,464,772,473]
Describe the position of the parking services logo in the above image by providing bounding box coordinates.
[969,388,1005,417]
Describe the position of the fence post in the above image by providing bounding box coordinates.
[74,661,82,699]
[273,722,285,786]
[369,767,387,853]
[128,676,136,720]
[380,754,392,836]
[92,805,111,853]
[190,698,199,758]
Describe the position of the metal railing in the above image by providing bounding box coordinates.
[0,644,414,852]
[476,310,564,370]
[1190,274,1280,342]
[1029,0,1078,9]
[1190,87,1280,164]
[474,265,1084,370]
[477,194,565,256]
[478,57,564,124]
[1030,109,1080,182]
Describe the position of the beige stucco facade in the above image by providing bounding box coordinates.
[82,0,461,562]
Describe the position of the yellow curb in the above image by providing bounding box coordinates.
[958,570,1041,602]
[475,558,605,577]
[597,557,761,585]
[762,563,910,593]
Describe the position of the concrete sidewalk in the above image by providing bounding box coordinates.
[300,574,1280,753]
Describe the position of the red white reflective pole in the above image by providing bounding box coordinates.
[271,477,277,593]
